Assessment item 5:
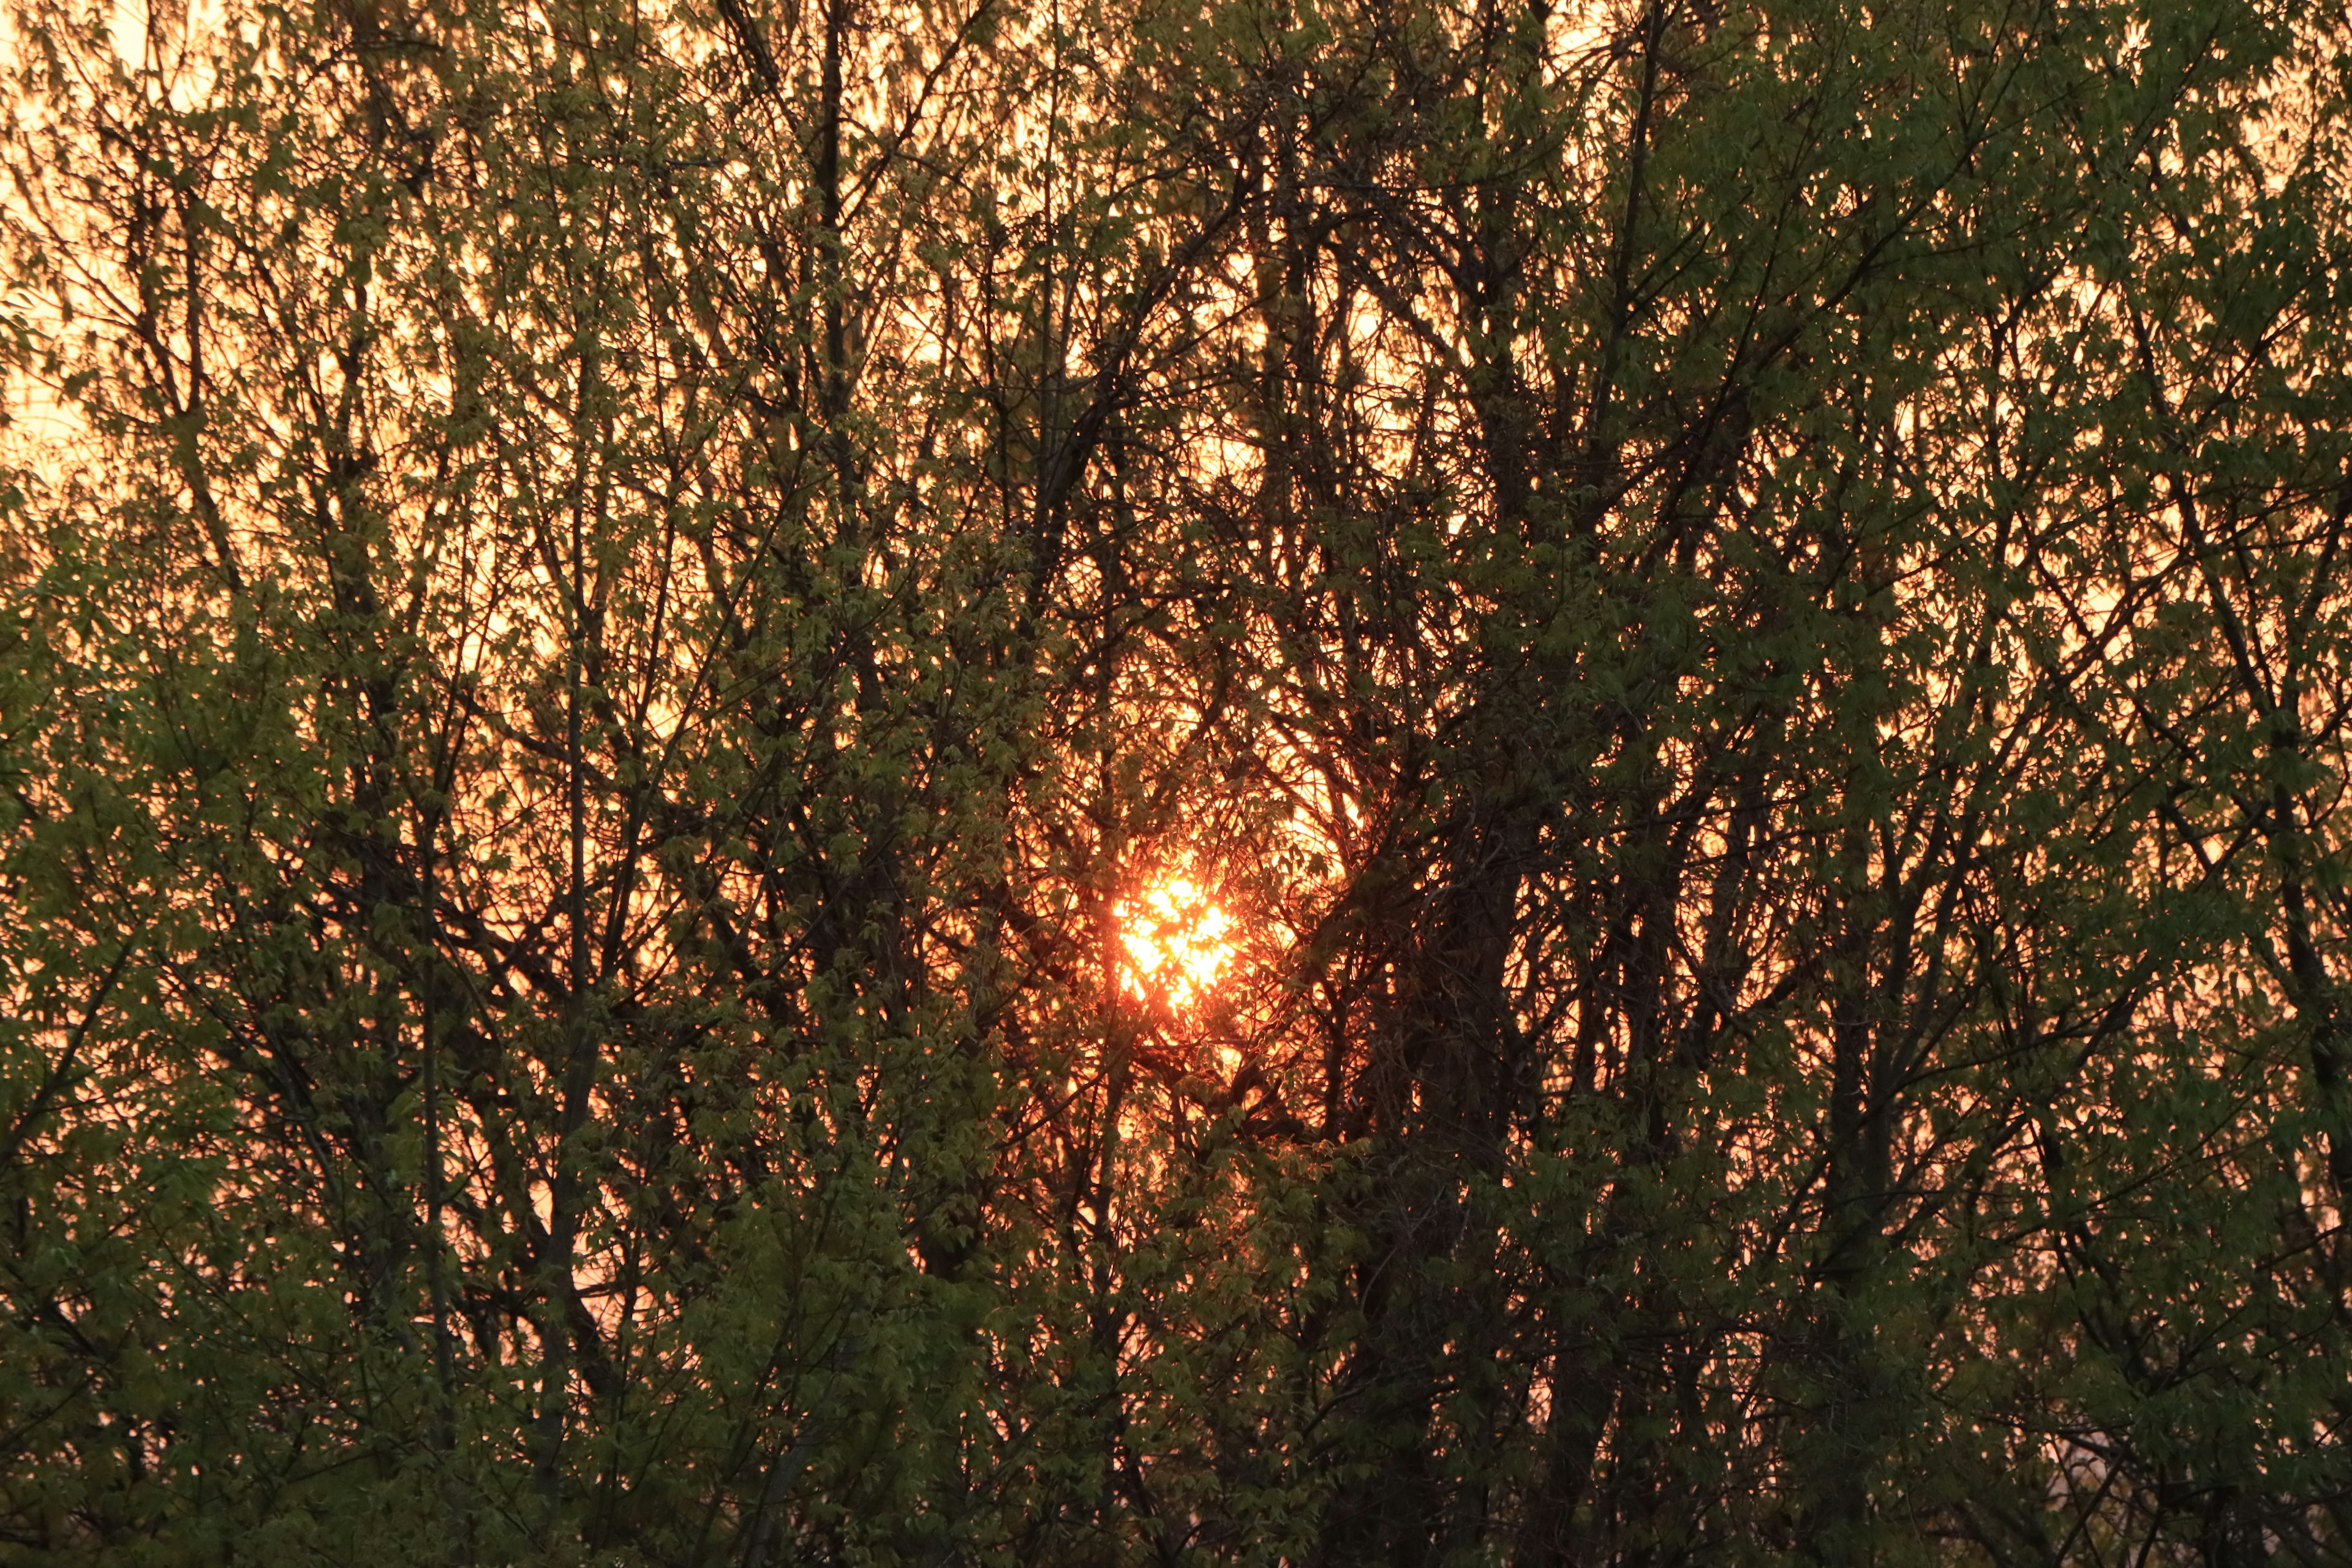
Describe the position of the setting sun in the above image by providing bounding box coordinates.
[1116,876,1236,1007]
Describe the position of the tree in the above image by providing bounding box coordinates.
[2,0,2348,1561]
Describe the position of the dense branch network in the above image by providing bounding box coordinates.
[1,0,2348,1562]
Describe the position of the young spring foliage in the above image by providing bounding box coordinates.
[2,0,2350,1561]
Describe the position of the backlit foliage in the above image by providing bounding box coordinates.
[2,0,2350,1561]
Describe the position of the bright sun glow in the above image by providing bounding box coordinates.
[1117,876,1235,1008]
